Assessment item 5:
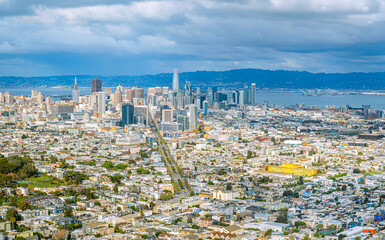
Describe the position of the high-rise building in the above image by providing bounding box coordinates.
[31,90,38,98]
[195,99,201,110]
[125,89,134,103]
[189,104,198,131]
[72,77,80,103]
[162,109,173,123]
[105,87,112,98]
[183,116,189,131]
[37,91,43,104]
[97,92,106,114]
[134,105,148,125]
[203,100,208,116]
[239,91,244,108]
[172,68,179,92]
[250,83,256,106]
[121,103,134,126]
[177,92,184,109]
[162,87,169,96]
[92,78,102,93]
[111,88,122,106]
[155,87,162,96]
[185,81,191,96]
[244,85,250,105]
[4,92,12,104]
[116,84,124,93]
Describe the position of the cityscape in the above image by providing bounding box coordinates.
[0,69,385,240]
[3,0,385,240]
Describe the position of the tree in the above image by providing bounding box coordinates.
[190,191,195,196]
[246,150,253,159]
[353,169,361,174]
[276,215,287,223]
[10,217,17,229]
[191,224,200,229]
[298,176,304,185]
[342,185,347,191]
[283,190,294,197]
[316,224,323,229]
[338,234,347,240]
[64,171,87,184]
[6,208,21,222]
[329,224,337,230]
[295,221,306,228]
[64,207,73,218]
[17,200,30,211]
[115,164,127,170]
[102,161,114,169]
[52,230,68,240]
[264,229,273,237]
[218,168,227,175]
[226,183,232,190]
[113,185,119,193]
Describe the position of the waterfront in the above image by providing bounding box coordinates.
[2,88,385,109]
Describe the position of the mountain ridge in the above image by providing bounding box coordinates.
[1,68,385,90]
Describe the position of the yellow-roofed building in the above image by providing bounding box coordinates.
[265,163,320,176]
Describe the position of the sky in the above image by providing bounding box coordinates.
[1,0,385,76]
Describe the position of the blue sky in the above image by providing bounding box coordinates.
[1,0,385,76]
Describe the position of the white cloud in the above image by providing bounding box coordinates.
[1,0,385,74]
[269,0,380,13]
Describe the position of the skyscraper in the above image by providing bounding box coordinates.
[121,103,134,126]
[92,78,102,93]
[203,100,208,116]
[162,109,173,123]
[244,85,250,105]
[97,92,106,114]
[172,68,179,92]
[239,90,244,108]
[72,77,80,103]
[250,83,256,106]
[189,104,198,131]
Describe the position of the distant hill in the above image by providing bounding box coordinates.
[1,69,385,90]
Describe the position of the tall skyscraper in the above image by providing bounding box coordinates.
[104,87,112,98]
[189,104,198,131]
[162,87,169,96]
[97,92,106,114]
[250,83,256,106]
[244,85,250,105]
[111,88,122,106]
[203,100,208,116]
[239,91,244,108]
[37,91,43,104]
[172,68,179,92]
[121,103,134,126]
[92,78,102,93]
[72,77,80,103]
[196,99,201,110]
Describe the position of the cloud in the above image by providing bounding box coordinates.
[1,0,385,75]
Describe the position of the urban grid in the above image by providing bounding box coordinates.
[0,69,384,240]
